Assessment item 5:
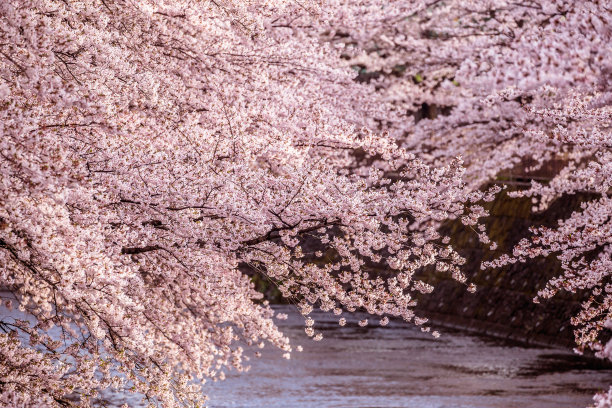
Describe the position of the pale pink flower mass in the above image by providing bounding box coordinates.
[0,0,610,406]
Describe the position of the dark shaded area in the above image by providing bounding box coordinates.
[412,183,599,347]
[519,353,612,377]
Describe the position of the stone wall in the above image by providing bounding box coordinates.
[413,186,598,347]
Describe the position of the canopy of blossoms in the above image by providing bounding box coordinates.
[0,0,492,406]
[1,0,610,406]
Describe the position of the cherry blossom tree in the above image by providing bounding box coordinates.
[0,1,494,406]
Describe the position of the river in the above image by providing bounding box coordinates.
[205,305,612,408]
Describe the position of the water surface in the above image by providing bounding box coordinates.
[206,305,612,408]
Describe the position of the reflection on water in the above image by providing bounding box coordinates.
[206,305,612,408]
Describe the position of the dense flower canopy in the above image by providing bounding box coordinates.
[0,0,611,407]
[0,0,491,406]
